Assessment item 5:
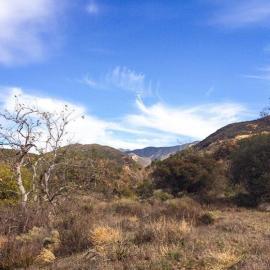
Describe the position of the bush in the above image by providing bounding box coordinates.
[152,150,226,197]
[136,179,154,199]
[198,212,215,225]
[153,189,174,201]
[0,236,42,269]
[164,197,202,221]
[231,134,270,202]
[112,198,144,216]
[55,203,92,256]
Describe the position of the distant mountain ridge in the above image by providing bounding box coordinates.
[126,142,198,165]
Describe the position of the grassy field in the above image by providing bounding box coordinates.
[1,192,268,270]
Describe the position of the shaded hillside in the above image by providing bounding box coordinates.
[126,142,198,162]
[55,144,143,195]
[197,116,270,150]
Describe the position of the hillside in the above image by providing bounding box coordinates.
[126,142,198,162]
[52,144,143,195]
[197,116,270,150]
[0,144,143,201]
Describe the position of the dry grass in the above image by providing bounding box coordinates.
[1,195,270,270]
[89,226,122,247]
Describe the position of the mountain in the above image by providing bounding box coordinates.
[126,142,198,164]
[197,116,270,150]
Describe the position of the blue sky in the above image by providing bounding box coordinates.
[0,0,270,149]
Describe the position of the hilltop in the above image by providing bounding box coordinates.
[197,116,270,150]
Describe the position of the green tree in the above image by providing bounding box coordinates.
[152,150,226,196]
[231,134,270,202]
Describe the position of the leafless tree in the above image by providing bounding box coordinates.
[0,97,74,207]
[33,106,74,203]
[260,98,270,118]
[0,100,41,207]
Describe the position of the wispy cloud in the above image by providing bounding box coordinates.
[211,0,270,28]
[82,75,99,88]
[82,66,153,96]
[86,1,100,15]
[244,66,270,81]
[0,0,65,66]
[0,87,253,149]
[205,85,215,97]
[106,66,152,96]
[125,96,251,140]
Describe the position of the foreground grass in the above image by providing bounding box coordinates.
[1,194,270,270]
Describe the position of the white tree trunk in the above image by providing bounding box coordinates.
[16,162,28,207]
[32,161,38,202]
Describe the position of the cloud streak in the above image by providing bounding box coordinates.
[211,0,270,28]
[244,66,270,81]
[0,0,64,65]
[125,97,250,140]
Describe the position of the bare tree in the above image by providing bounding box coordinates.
[0,97,74,207]
[33,106,73,203]
[0,100,41,207]
[260,98,270,118]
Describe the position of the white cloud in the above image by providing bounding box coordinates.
[0,0,63,65]
[86,2,99,15]
[125,96,250,140]
[106,66,146,95]
[83,66,153,96]
[0,87,252,150]
[211,0,270,28]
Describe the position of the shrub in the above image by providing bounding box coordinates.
[0,236,42,269]
[136,179,154,199]
[112,198,144,216]
[198,212,215,225]
[0,205,50,235]
[153,190,174,201]
[152,150,226,197]
[231,134,270,202]
[164,197,202,221]
[55,203,91,256]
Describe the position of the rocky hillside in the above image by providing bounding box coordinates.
[197,116,270,151]
[126,142,198,163]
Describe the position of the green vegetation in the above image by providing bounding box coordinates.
[152,149,226,197]
[231,134,270,203]
[0,163,32,204]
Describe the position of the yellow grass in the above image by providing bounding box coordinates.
[89,226,122,247]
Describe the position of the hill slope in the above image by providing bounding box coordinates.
[54,144,143,194]
[197,116,270,150]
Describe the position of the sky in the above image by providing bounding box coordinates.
[0,0,270,149]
